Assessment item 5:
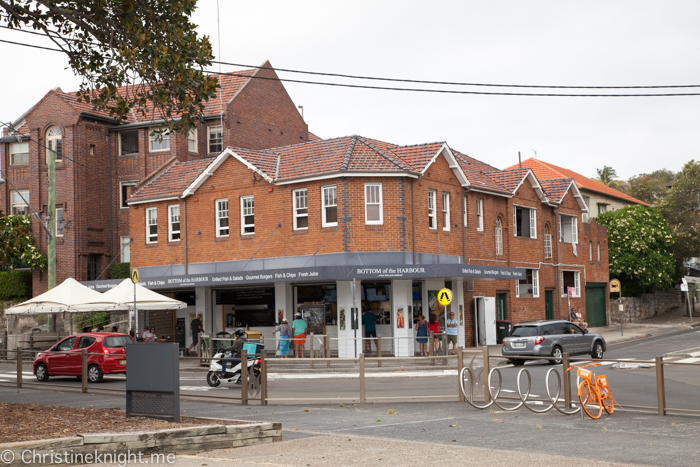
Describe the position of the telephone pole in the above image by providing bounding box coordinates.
[46,148,56,331]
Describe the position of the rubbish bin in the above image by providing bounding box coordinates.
[496,320,512,344]
[245,330,263,344]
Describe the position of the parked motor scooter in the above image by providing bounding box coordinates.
[206,345,263,388]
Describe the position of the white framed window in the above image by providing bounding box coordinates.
[476,198,484,231]
[11,190,29,215]
[241,195,255,235]
[364,183,383,225]
[46,126,63,162]
[146,207,158,243]
[168,205,180,241]
[55,208,64,237]
[208,125,223,153]
[462,194,468,227]
[428,190,436,229]
[544,225,552,259]
[120,181,138,209]
[597,242,601,264]
[10,142,28,166]
[559,214,578,243]
[119,131,139,155]
[561,270,581,297]
[513,205,537,238]
[293,188,308,230]
[582,195,590,223]
[187,128,198,152]
[149,128,170,152]
[322,185,338,227]
[598,203,607,215]
[442,192,450,231]
[120,236,131,263]
[216,199,229,237]
[495,218,503,255]
[516,269,539,298]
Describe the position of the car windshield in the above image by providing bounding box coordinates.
[103,336,132,348]
[510,326,539,337]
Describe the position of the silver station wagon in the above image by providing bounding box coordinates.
[501,320,606,365]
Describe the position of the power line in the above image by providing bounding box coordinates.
[4,24,700,90]
[3,33,700,97]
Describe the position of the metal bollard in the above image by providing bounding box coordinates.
[429,331,435,366]
[260,350,267,406]
[443,333,448,365]
[457,347,465,403]
[563,353,572,409]
[377,335,382,368]
[81,348,88,393]
[359,353,366,404]
[16,349,22,388]
[482,345,490,404]
[240,349,248,405]
[310,332,315,369]
[655,356,666,416]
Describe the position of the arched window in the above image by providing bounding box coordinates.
[495,218,503,255]
[544,225,552,259]
[46,126,63,162]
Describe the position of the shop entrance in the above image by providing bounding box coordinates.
[473,296,496,346]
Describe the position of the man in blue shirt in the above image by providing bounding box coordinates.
[362,308,377,355]
[445,311,459,355]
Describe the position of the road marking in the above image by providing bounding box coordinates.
[266,370,457,380]
[674,357,700,364]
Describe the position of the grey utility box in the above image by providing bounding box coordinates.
[125,343,180,422]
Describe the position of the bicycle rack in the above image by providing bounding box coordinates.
[460,366,581,416]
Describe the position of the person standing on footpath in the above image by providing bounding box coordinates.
[445,311,459,355]
[362,308,377,355]
[428,313,440,354]
[292,313,308,358]
[415,315,428,356]
[272,318,292,358]
[187,313,203,356]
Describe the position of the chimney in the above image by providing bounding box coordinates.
[518,151,522,168]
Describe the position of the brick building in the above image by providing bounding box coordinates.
[89,135,609,356]
[0,61,309,294]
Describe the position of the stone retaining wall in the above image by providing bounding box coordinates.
[610,288,683,323]
[0,422,281,466]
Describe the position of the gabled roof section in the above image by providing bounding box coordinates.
[129,158,211,204]
[486,168,549,203]
[539,178,574,204]
[507,158,649,206]
[451,149,511,196]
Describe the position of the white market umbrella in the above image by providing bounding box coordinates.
[73,279,187,311]
[5,277,104,315]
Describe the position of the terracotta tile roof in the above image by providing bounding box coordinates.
[390,143,445,171]
[451,149,510,195]
[539,178,574,203]
[486,168,532,193]
[307,132,322,141]
[506,158,648,206]
[130,158,213,202]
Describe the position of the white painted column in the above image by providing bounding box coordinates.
[336,280,362,358]
[452,279,466,348]
[391,279,413,357]
[195,286,213,335]
[275,282,294,323]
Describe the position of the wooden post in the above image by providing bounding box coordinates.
[655,356,666,416]
[429,331,435,366]
[310,332,315,369]
[563,353,572,409]
[482,345,490,404]
[240,349,248,405]
[29,333,34,352]
[81,348,88,393]
[457,347,465,403]
[16,349,22,388]
[359,353,366,404]
[2,330,7,361]
[377,334,382,368]
[260,350,267,406]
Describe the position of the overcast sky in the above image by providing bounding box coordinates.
[2,1,699,180]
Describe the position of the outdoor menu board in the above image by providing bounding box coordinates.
[302,304,326,335]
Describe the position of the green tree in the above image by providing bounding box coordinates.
[593,166,619,187]
[0,212,47,271]
[626,169,675,205]
[597,205,676,296]
[656,160,700,268]
[0,0,218,133]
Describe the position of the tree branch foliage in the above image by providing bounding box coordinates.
[625,169,675,205]
[597,205,676,296]
[0,0,218,133]
[0,212,47,271]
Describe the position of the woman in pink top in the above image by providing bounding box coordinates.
[428,314,440,353]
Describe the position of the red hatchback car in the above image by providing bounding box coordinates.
[33,333,134,383]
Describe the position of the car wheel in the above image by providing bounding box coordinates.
[591,342,604,359]
[206,371,221,388]
[35,364,49,381]
[550,346,563,365]
[87,364,103,383]
[511,359,525,366]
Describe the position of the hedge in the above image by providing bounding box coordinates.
[110,262,130,279]
[0,271,32,300]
